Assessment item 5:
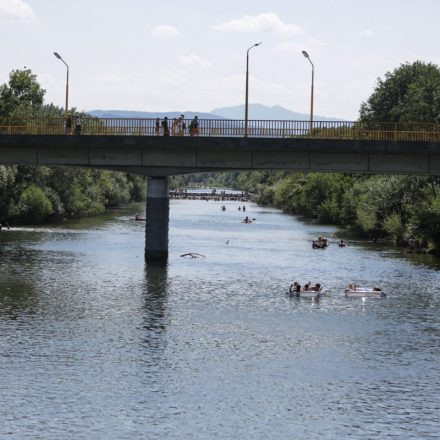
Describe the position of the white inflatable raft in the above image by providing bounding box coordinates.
[345,288,386,298]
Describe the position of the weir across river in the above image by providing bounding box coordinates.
[2,117,440,260]
[169,190,251,202]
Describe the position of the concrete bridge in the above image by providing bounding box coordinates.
[1,117,440,260]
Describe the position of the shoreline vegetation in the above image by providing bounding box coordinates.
[0,165,146,225]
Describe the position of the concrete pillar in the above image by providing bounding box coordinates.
[145,176,169,261]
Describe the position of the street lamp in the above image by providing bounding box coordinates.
[245,42,262,137]
[302,50,314,133]
[54,52,69,118]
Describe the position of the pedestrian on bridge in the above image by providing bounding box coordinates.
[172,118,178,136]
[155,118,161,135]
[190,116,199,136]
[74,115,81,135]
[180,114,186,136]
[64,113,72,134]
[161,117,169,136]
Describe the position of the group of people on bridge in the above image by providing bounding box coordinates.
[156,115,199,137]
[64,114,82,135]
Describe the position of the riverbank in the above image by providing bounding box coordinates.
[0,165,146,226]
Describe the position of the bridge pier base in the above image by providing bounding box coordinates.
[145,177,169,262]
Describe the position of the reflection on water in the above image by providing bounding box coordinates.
[0,201,439,439]
[142,263,169,348]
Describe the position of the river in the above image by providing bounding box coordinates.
[1,199,439,439]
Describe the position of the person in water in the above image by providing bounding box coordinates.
[289,282,298,293]
[243,216,250,223]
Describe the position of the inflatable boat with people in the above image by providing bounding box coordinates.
[312,237,328,249]
[288,282,331,299]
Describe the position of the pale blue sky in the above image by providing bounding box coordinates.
[1,0,439,118]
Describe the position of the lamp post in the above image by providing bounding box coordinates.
[245,42,262,137]
[54,52,69,118]
[302,50,314,133]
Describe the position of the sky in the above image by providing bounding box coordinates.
[1,0,440,119]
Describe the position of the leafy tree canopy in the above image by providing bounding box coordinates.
[359,61,440,123]
[0,68,46,121]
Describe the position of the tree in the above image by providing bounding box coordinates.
[359,61,440,123]
[10,185,54,224]
[0,69,45,122]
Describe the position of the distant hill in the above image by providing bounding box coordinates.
[88,110,225,119]
[88,104,343,121]
[210,104,344,121]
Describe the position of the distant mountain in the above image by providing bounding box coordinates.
[88,104,344,121]
[88,110,225,119]
[210,104,344,121]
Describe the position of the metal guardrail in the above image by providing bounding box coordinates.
[1,117,440,142]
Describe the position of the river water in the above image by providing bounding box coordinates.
[1,200,439,439]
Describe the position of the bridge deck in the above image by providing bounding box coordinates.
[1,133,440,176]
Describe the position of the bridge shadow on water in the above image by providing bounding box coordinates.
[141,262,170,350]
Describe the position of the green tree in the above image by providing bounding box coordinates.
[0,69,45,122]
[10,185,54,223]
[360,61,440,123]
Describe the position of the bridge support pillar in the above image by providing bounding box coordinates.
[145,176,169,262]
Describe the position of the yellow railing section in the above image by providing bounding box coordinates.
[0,117,440,142]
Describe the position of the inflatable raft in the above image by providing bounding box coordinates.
[345,288,386,298]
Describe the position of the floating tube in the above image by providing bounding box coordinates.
[345,289,386,298]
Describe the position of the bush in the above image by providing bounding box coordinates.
[383,212,405,242]
[412,195,440,250]
[356,204,377,234]
[12,185,53,223]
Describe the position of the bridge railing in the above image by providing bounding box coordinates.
[1,117,440,142]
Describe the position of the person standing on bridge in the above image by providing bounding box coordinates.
[161,117,169,136]
[190,116,199,136]
[155,118,161,135]
[64,113,72,134]
[74,115,81,135]
[180,114,186,136]
[172,118,178,136]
